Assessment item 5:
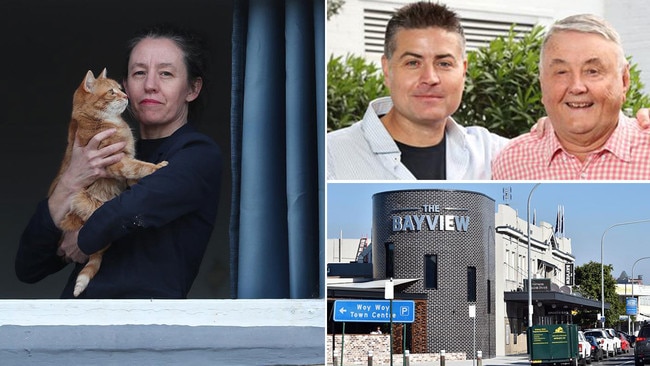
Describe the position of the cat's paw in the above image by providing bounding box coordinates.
[156,161,169,169]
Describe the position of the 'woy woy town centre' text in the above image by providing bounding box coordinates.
[391,204,470,232]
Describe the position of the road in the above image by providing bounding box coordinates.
[588,350,635,365]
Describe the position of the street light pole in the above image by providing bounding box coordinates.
[601,220,650,328]
[527,183,541,328]
[631,256,650,334]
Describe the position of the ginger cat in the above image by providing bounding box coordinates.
[49,69,167,297]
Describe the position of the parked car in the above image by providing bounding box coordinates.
[584,329,615,358]
[619,332,631,353]
[604,328,622,354]
[619,330,636,347]
[577,331,592,365]
[635,324,650,366]
[585,335,603,362]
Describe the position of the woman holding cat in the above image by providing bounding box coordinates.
[16,24,223,299]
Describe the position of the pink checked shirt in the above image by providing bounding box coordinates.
[491,113,650,180]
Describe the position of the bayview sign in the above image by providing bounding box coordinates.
[391,204,470,232]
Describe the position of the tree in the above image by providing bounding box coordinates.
[574,261,624,328]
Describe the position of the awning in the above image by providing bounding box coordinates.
[538,259,560,272]
[327,278,420,290]
[635,313,650,322]
[327,278,427,300]
[504,290,606,310]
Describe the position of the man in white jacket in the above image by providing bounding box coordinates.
[327,2,507,180]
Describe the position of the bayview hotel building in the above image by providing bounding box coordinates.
[373,189,495,357]
[328,188,601,358]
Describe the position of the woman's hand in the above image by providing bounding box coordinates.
[48,129,126,226]
[65,129,127,189]
[56,230,89,264]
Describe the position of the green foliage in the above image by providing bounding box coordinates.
[327,0,345,20]
[574,261,624,328]
[624,56,650,117]
[327,54,388,131]
[455,25,545,138]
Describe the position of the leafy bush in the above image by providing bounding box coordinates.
[327,0,345,20]
[455,25,545,138]
[625,58,650,117]
[327,54,388,131]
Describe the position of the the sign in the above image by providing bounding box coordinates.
[564,263,574,286]
[524,278,551,292]
[469,304,476,318]
[390,204,470,233]
[385,280,394,300]
[333,300,415,323]
[627,297,638,315]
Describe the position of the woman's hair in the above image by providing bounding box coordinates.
[123,23,211,122]
[384,1,465,60]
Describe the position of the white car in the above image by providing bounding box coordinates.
[604,328,622,354]
[578,331,592,365]
[584,329,616,358]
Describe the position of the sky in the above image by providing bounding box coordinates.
[327,182,650,283]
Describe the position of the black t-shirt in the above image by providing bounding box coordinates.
[395,135,446,180]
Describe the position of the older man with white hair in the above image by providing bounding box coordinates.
[492,14,650,180]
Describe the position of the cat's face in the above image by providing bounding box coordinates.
[74,69,128,119]
[93,78,129,116]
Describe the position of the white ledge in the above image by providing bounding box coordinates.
[0,299,324,327]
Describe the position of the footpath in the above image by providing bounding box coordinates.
[335,355,530,366]
[411,355,529,365]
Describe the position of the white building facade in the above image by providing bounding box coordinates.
[494,204,578,355]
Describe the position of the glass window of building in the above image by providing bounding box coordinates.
[467,266,477,302]
[424,254,438,289]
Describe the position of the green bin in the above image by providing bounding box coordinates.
[527,324,579,366]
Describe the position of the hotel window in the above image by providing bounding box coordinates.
[467,266,477,302]
[425,254,438,289]
[487,280,491,313]
[385,242,394,278]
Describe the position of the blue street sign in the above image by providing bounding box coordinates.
[627,297,638,315]
[333,299,415,323]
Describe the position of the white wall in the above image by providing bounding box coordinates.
[327,238,365,263]
[605,0,650,93]
[0,299,325,364]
